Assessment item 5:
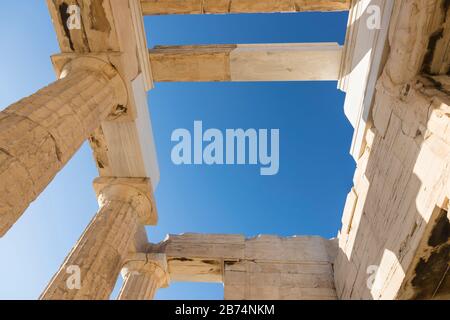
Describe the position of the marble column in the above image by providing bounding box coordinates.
[0,57,127,237]
[40,177,155,300]
[118,253,169,300]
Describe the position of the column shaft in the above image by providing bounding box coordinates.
[117,253,169,300]
[118,272,160,300]
[0,57,126,236]
[41,179,154,300]
[40,199,140,300]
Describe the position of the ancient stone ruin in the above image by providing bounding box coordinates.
[0,0,448,300]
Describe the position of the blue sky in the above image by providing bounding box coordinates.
[0,2,353,299]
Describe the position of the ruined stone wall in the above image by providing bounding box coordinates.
[149,234,338,300]
[334,0,450,300]
[223,236,338,300]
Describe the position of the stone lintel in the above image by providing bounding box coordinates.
[149,43,343,82]
[148,233,337,283]
[141,0,352,15]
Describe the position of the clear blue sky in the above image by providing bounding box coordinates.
[0,2,353,299]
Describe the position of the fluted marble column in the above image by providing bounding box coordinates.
[0,57,127,237]
[40,177,155,300]
[118,253,169,300]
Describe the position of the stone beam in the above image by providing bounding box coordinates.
[148,234,338,294]
[149,233,245,283]
[149,43,343,82]
[140,0,351,15]
[47,0,160,191]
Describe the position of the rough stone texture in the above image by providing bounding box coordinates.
[334,0,450,300]
[118,253,169,300]
[383,0,448,86]
[335,77,450,300]
[149,234,338,300]
[399,205,449,299]
[5,0,445,301]
[149,43,342,82]
[225,261,337,300]
[0,57,126,237]
[224,236,338,300]
[149,233,245,283]
[141,0,351,15]
[40,179,153,300]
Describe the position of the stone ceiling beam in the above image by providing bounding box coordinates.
[149,43,343,82]
[140,0,351,15]
[149,233,245,283]
[147,234,337,284]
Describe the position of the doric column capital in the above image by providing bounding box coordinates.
[122,253,170,288]
[93,177,158,226]
[57,55,128,117]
